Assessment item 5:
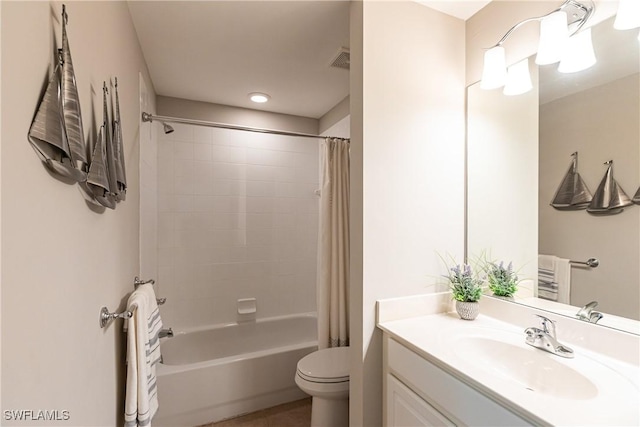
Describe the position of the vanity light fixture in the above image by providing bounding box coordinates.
[503,58,533,96]
[249,92,270,103]
[480,46,507,90]
[480,0,595,91]
[558,28,596,73]
[614,0,640,30]
[536,11,569,65]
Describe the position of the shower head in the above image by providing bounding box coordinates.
[162,122,174,134]
[141,112,174,134]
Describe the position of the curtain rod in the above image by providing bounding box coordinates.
[141,112,348,141]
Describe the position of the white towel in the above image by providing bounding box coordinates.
[124,284,163,427]
[538,254,571,304]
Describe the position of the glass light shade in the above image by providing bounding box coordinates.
[558,28,596,73]
[536,11,569,65]
[480,46,507,90]
[503,59,533,96]
[614,0,640,30]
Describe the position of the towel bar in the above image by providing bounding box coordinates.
[100,306,132,328]
[569,258,599,268]
[134,276,155,288]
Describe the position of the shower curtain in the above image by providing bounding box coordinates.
[317,137,350,349]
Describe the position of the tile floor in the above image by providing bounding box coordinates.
[200,398,312,427]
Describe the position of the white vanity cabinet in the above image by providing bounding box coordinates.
[383,335,532,427]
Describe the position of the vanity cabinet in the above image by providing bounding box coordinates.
[383,335,531,427]
[386,373,454,426]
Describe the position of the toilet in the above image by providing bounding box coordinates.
[295,347,350,427]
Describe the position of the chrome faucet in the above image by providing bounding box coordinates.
[576,301,603,324]
[158,327,174,338]
[524,315,574,358]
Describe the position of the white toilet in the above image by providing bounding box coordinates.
[295,347,350,427]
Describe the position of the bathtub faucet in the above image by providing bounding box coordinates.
[159,327,174,338]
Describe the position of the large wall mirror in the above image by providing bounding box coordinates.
[467,15,640,334]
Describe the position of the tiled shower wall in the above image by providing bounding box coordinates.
[156,123,319,328]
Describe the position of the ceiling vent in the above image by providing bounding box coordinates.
[330,47,350,70]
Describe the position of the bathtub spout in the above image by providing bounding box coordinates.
[159,328,174,338]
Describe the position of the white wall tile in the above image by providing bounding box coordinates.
[194,143,213,161]
[158,194,176,212]
[174,173,195,195]
[157,123,319,328]
[212,146,246,163]
[247,164,277,181]
[193,126,213,144]
[246,180,275,197]
[174,159,195,177]
[158,140,174,158]
[213,163,247,180]
[174,195,194,212]
[174,141,195,159]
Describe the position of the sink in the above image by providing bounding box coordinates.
[442,325,639,402]
[454,336,598,399]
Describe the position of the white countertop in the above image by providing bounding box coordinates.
[378,311,640,426]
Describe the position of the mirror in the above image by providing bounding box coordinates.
[467,15,640,334]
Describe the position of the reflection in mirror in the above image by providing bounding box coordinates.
[467,16,640,335]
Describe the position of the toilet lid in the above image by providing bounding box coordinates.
[297,347,350,383]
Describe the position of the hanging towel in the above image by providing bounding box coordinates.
[538,254,571,304]
[124,284,163,427]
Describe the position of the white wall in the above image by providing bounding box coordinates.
[350,2,466,425]
[539,74,640,319]
[140,74,158,281]
[152,98,320,328]
[321,114,350,139]
[1,2,155,425]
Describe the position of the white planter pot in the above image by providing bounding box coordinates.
[455,301,479,320]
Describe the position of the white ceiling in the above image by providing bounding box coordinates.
[128,1,490,120]
[128,1,351,119]
[419,0,491,20]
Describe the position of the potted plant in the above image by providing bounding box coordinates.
[485,261,518,299]
[445,263,483,320]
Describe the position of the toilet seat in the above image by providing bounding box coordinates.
[296,347,350,384]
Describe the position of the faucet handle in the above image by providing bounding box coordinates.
[534,314,556,336]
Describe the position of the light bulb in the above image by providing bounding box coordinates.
[249,93,270,103]
[558,28,596,73]
[503,58,533,96]
[614,0,640,30]
[536,11,569,65]
[480,46,507,90]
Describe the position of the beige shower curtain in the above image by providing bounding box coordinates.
[317,137,350,349]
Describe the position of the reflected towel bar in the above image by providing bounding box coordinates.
[569,258,599,268]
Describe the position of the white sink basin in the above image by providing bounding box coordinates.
[454,336,598,399]
[442,325,639,402]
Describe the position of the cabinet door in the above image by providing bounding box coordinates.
[386,374,455,427]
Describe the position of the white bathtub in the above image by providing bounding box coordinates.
[153,313,317,427]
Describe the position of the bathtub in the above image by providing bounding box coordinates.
[153,313,317,427]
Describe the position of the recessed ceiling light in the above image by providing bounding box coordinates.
[249,92,270,103]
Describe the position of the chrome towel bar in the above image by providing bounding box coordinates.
[569,258,599,268]
[99,306,132,328]
[134,276,155,287]
[101,277,165,328]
